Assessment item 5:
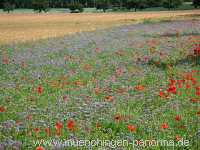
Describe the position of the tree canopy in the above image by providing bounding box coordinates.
[193,0,200,8]
[0,0,198,13]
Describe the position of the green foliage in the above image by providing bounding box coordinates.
[32,0,49,13]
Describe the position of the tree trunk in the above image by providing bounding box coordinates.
[120,0,122,9]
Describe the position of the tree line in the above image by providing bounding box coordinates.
[0,0,199,13]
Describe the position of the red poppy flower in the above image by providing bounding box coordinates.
[184,73,193,80]
[196,86,200,96]
[116,68,123,76]
[115,50,124,56]
[169,79,176,86]
[194,45,200,56]
[191,78,197,85]
[175,115,182,121]
[127,124,136,132]
[26,114,33,120]
[160,123,169,130]
[95,48,101,53]
[83,64,92,71]
[159,90,165,98]
[21,61,27,68]
[94,88,100,95]
[44,127,50,135]
[0,106,6,113]
[190,98,198,103]
[167,85,177,95]
[2,55,9,65]
[37,85,43,95]
[66,119,75,130]
[56,129,61,136]
[178,125,186,129]
[175,135,182,141]
[114,114,122,121]
[185,83,191,89]
[34,128,40,133]
[134,85,145,91]
[104,95,113,102]
[63,95,68,101]
[55,121,63,130]
[155,61,161,65]
[197,110,200,116]
[36,146,44,150]
[16,120,22,125]
[96,123,101,129]
[74,81,83,86]
[177,80,183,88]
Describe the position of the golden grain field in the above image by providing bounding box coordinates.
[0,10,200,45]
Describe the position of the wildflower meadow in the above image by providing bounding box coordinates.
[0,14,200,150]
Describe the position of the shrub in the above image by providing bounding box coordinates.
[67,3,84,13]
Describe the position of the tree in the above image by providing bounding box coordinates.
[96,0,111,12]
[193,0,200,8]
[15,0,32,8]
[109,0,125,10]
[146,0,163,7]
[3,0,15,13]
[0,0,190,11]
[0,1,4,8]
[162,0,183,10]
[32,0,49,12]
[137,0,148,10]
[125,0,137,11]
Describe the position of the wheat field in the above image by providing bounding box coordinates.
[0,10,200,45]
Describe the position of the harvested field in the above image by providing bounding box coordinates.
[0,10,200,45]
